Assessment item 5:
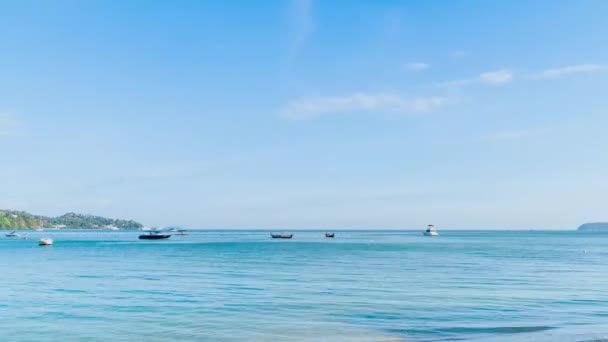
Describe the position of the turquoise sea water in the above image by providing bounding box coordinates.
[1,230,607,342]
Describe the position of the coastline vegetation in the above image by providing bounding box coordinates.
[0,210,143,229]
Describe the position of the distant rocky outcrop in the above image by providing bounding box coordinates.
[578,222,608,231]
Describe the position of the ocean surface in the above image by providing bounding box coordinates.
[1,230,607,342]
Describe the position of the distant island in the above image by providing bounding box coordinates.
[577,222,608,231]
[0,210,143,230]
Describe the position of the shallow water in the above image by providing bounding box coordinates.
[1,230,607,341]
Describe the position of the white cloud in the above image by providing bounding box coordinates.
[479,69,513,85]
[533,64,606,79]
[279,93,447,120]
[403,62,430,72]
[438,64,603,89]
[439,69,513,88]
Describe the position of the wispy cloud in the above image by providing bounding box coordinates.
[479,69,513,85]
[402,62,430,72]
[440,69,513,88]
[532,64,606,80]
[410,96,446,111]
[439,63,602,89]
[279,93,447,120]
[289,0,314,58]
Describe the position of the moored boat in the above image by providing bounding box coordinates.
[176,229,189,236]
[270,233,293,239]
[423,224,439,236]
[325,232,335,238]
[39,237,53,246]
[139,231,171,240]
[6,230,20,237]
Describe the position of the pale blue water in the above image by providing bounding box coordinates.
[1,230,608,342]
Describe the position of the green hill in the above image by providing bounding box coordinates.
[0,210,39,229]
[0,210,143,229]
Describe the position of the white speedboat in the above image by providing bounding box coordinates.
[39,238,53,246]
[423,225,439,236]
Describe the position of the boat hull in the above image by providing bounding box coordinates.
[270,234,293,239]
[423,231,439,236]
[39,238,53,246]
[139,234,171,240]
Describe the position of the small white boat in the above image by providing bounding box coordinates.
[423,224,439,236]
[34,228,44,232]
[39,238,53,246]
[6,230,20,237]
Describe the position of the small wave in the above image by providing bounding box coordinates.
[388,325,555,338]
[54,288,87,293]
[439,325,555,334]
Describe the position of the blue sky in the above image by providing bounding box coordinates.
[1,0,607,229]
